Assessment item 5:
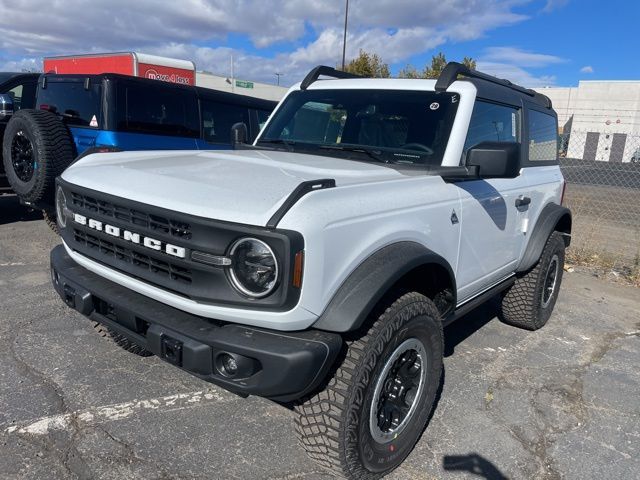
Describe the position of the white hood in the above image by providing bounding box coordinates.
[61,149,405,226]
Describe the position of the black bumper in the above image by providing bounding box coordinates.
[50,245,342,401]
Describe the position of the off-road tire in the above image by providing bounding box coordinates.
[42,210,58,234]
[500,231,566,330]
[2,109,74,204]
[91,321,152,357]
[295,292,444,479]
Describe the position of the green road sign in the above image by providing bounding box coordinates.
[235,80,254,89]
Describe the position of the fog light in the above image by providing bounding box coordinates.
[220,353,238,376]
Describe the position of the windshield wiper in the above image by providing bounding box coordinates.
[318,144,391,163]
[256,138,296,151]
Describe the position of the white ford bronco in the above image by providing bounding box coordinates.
[51,62,571,478]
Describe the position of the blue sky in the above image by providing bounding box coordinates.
[0,0,638,87]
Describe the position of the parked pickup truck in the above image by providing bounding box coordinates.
[0,72,275,229]
[50,63,571,478]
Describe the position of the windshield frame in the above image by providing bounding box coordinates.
[254,81,478,168]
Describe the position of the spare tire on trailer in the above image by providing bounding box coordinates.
[2,109,74,205]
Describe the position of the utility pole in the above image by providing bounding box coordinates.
[341,0,349,70]
[275,72,283,86]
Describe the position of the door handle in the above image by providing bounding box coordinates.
[515,196,531,208]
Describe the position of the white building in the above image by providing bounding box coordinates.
[196,71,287,102]
[535,81,640,162]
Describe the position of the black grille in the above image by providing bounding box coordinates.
[73,228,192,284]
[71,192,192,240]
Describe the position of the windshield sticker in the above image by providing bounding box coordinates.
[89,115,98,127]
[430,102,440,110]
[512,112,517,138]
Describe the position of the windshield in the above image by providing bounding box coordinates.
[258,89,459,165]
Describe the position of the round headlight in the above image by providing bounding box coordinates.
[55,186,67,228]
[229,238,278,298]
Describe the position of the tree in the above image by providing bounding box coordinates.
[462,56,477,70]
[423,52,448,79]
[343,50,391,78]
[397,52,477,79]
[397,64,421,79]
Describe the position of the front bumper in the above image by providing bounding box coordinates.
[50,245,342,401]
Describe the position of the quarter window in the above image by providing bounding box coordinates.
[117,82,199,137]
[464,101,519,152]
[528,110,558,161]
[201,100,249,144]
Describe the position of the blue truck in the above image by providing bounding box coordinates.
[0,72,276,227]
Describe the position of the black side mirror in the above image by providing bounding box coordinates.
[231,122,248,148]
[0,93,14,120]
[466,141,520,179]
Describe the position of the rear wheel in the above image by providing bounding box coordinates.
[295,292,443,479]
[42,210,58,233]
[499,231,566,330]
[2,110,74,204]
[91,321,152,357]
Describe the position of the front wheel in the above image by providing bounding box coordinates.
[295,292,443,479]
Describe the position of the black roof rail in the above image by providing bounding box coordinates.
[435,62,552,108]
[300,65,362,90]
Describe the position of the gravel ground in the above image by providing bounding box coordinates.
[1,194,639,480]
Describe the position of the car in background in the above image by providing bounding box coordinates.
[0,72,276,228]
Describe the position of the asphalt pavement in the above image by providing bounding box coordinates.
[1,194,639,480]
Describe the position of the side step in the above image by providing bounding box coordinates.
[443,276,515,327]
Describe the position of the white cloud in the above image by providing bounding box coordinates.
[477,46,564,87]
[0,0,532,84]
[477,61,556,87]
[580,65,594,73]
[542,0,570,12]
[481,47,565,68]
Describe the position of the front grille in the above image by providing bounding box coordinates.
[71,192,192,240]
[73,228,192,284]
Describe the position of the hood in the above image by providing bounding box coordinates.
[61,149,406,226]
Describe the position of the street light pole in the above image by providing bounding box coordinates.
[341,0,349,70]
[275,72,283,86]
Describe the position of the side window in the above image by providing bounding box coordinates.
[528,110,558,162]
[118,82,199,137]
[464,101,519,152]
[8,82,37,110]
[256,109,270,131]
[201,100,250,144]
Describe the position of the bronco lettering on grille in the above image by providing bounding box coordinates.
[73,213,186,259]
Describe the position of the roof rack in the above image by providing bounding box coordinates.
[435,62,551,108]
[300,65,362,90]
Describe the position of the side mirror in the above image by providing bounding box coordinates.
[230,122,248,148]
[0,93,14,120]
[466,142,520,179]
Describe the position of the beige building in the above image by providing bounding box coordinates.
[196,71,288,102]
[535,81,640,162]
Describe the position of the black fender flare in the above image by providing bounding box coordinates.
[312,242,456,333]
[517,203,572,272]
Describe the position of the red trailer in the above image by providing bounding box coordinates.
[43,52,196,85]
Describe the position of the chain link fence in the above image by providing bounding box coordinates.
[558,123,640,281]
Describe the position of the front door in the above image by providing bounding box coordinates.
[453,99,528,303]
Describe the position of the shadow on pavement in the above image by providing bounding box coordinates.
[444,298,500,357]
[0,195,43,225]
[443,453,509,479]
